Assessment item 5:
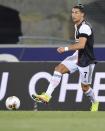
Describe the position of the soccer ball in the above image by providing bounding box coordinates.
[5,96,20,110]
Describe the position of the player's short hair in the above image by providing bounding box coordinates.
[73,4,86,16]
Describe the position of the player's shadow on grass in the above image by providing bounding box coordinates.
[0,5,22,44]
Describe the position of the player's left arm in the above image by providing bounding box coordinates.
[57,24,91,53]
[68,37,87,50]
[57,37,87,53]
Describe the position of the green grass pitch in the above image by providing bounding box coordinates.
[0,111,105,131]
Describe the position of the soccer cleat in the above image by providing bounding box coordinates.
[91,101,99,111]
[32,93,52,104]
[32,94,42,103]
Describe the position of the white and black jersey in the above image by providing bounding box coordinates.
[75,20,96,67]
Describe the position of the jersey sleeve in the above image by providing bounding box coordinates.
[78,24,92,38]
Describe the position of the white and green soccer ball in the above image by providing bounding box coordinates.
[5,96,20,110]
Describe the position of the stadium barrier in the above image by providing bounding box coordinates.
[0,62,105,111]
[0,47,105,61]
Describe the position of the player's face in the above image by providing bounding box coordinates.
[72,8,84,23]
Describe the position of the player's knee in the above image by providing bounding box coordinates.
[81,83,90,92]
[55,65,62,73]
[55,65,60,71]
[55,64,67,74]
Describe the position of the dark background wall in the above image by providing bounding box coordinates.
[0,0,104,44]
[0,5,22,44]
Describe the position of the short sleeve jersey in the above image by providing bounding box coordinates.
[75,20,96,67]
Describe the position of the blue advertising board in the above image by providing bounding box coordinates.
[0,47,105,61]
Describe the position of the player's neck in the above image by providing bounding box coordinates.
[75,18,85,26]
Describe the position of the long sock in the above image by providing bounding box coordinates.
[46,71,62,96]
[85,87,97,103]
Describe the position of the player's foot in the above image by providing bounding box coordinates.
[32,94,42,103]
[32,93,52,104]
[91,101,99,112]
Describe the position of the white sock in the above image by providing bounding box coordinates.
[85,87,97,103]
[46,71,62,96]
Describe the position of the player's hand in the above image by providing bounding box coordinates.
[57,47,65,54]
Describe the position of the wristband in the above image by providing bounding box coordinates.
[64,47,69,51]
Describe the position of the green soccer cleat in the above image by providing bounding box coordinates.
[32,94,42,103]
[91,101,99,112]
[32,93,52,103]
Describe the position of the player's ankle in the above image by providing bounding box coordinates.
[45,93,52,97]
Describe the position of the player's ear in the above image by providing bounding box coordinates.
[82,12,85,18]
[81,12,84,18]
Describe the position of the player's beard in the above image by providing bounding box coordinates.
[72,18,80,24]
[72,17,84,25]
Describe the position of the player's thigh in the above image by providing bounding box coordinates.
[60,57,78,73]
[78,64,95,85]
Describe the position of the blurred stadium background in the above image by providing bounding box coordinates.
[0,1,105,131]
[0,0,104,45]
[0,0,105,111]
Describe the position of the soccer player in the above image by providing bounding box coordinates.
[32,4,99,111]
